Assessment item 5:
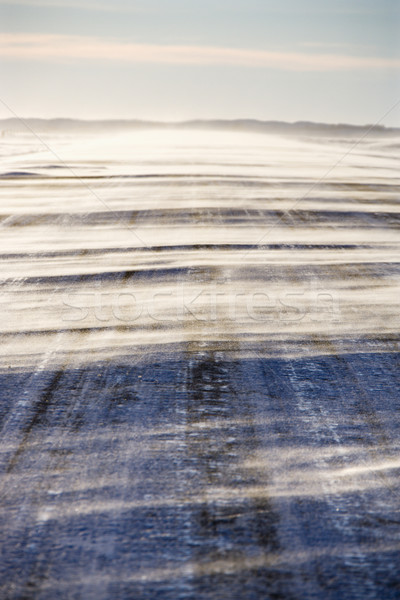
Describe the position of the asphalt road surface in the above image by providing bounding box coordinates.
[1,127,400,599]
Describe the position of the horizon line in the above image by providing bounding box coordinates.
[1,116,400,131]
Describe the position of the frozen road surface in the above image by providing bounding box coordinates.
[1,124,400,599]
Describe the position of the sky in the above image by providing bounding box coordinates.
[0,0,399,125]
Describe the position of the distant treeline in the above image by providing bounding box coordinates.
[1,117,399,137]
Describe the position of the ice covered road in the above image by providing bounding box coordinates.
[1,126,400,599]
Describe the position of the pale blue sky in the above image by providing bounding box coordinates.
[0,0,399,124]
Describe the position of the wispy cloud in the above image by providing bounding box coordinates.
[0,0,118,9]
[300,42,359,49]
[0,33,399,71]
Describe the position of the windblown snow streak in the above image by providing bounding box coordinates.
[0,127,400,599]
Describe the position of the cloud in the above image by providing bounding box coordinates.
[0,33,399,71]
[0,0,117,9]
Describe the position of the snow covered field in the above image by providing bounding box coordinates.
[1,124,400,599]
